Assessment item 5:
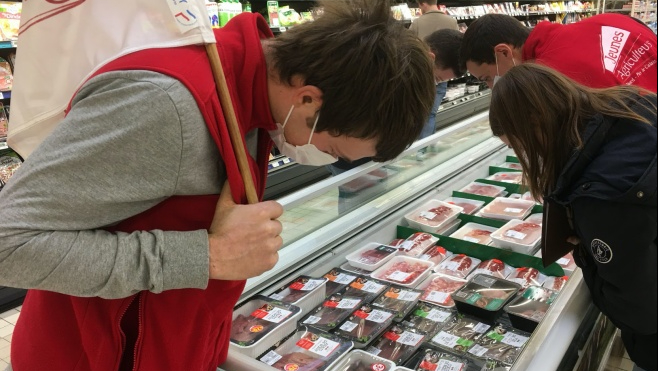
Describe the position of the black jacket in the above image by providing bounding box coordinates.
[547,95,657,371]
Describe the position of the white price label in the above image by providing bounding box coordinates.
[420,211,438,220]
[468,344,489,357]
[397,290,421,301]
[463,237,480,244]
[504,207,524,214]
[335,273,357,284]
[339,321,359,332]
[396,331,424,346]
[269,293,285,301]
[419,254,432,261]
[427,309,451,323]
[362,281,385,293]
[426,291,450,304]
[303,315,322,325]
[307,337,340,357]
[261,307,292,323]
[557,257,571,266]
[387,270,412,282]
[432,331,460,347]
[505,230,527,240]
[473,323,491,334]
[437,359,466,371]
[501,332,530,348]
[400,241,415,251]
[366,346,382,356]
[441,261,460,272]
[260,350,283,366]
[367,309,393,323]
[301,279,324,291]
[337,298,361,309]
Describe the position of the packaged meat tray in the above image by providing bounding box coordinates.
[341,262,375,276]
[258,326,353,371]
[435,219,462,236]
[496,162,523,171]
[449,223,498,246]
[329,349,396,371]
[335,304,397,348]
[416,274,467,309]
[397,232,439,258]
[346,243,398,271]
[388,239,406,248]
[343,276,390,302]
[341,175,379,194]
[506,267,548,290]
[524,213,543,225]
[466,259,514,280]
[433,254,481,279]
[404,200,463,233]
[370,256,434,288]
[458,182,507,198]
[479,198,535,221]
[490,219,542,254]
[521,191,543,204]
[229,295,302,357]
[371,286,423,322]
[323,268,359,297]
[504,286,558,332]
[417,245,452,266]
[406,347,470,371]
[366,325,427,365]
[443,196,485,215]
[556,252,577,276]
[542,276,568,292]
[368,168,397,181]
[485,172,523,184]
[467,324,530,366]
[269,276,328,316]
[428,314,492,355]
[401,303,454,338]
[451,274,521,322]
[300,293,365,331]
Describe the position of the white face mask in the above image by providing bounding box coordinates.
[493,50,517,86]
[269,105,338,166]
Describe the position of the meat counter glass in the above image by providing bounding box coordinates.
[221,111,597,371]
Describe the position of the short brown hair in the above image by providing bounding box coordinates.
[489,63,656,200]
[268,0,435,162]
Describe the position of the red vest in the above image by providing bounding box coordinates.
[11,14,275,371]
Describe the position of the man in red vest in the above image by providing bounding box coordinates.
[0,1,436,370]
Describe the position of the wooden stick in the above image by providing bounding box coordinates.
[205,43,259,205]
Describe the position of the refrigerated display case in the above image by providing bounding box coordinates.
[222,111,598,371]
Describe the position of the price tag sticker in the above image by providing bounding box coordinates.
[303,315,321,325]
[296,336,340,357]
[426,308,451,323]
[441,261,460,272]
[468,344,488,357]
[336,298,361,309]
[396,331,424,346]
[387,270,412,282]
[367,309,393,323]
[260,350,283,366]
[420,211,438,220]
[463,237,480,244]
[557,257,571,266]
[251,307,292,323]
[269,293,285,301]
[432,331,459,347]
[501,332,530,347]
[437,359,466,371]
[504,207,524,214]
[361,281,385,293]
[505,230,527,240]
[473,322,491,334]
[334,273,357,284]
[339,321,359,332]
[425,291,450,304]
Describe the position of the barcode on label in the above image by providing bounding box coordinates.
[260,351,282,366]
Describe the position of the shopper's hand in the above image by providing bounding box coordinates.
[208,182,284,280]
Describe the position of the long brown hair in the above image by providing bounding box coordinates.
[489,63,656,200]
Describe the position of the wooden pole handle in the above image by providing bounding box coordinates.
[205,43,259,205]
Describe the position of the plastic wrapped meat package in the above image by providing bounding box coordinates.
[506,267,548,290]
[269,276,328,315]
[467,324,530,366]
[368,167,396,181]
[543,276,569,292]
[555,252,577,276]
[490,220,542,254]
[524,213,543,225]
[485,172,523,184]
[416,274,467,308]
[433,254,481,279]
[346,243,398,271]
[329,349,396,371]
[450,274,521,322]
[504,285,558,332]
[401,303,454,338]
[458,182,507,197]
[443,196,485,215]
[366,324,426,365]
[371,256,433,288]
[496,162,523,171]
[300,293,365,331]
[341,262,374,276]
[342,276,390,303]
[428,314,492,355]
[323,268,359,297]
[404,200,463,233]
[397,232,439,258]
[416,245,452,266]
[341,175,379,194]
[521,191,543,205]
[449,223,498,245]
[467,259,514,280]
[334,303,396,348]
[371,286,422,321]
[406,348,470,371]
[479,198,535,221]
[258,326,353,371]
[230,295,302,357]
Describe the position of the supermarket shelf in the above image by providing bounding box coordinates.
[449,9,593,20]
[604,8,633,11]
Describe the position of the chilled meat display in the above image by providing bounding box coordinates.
[467,259,514,280]
[507,267,548,289]
[486,171,523,184]
[366,325,426,365]
[458,182,506,197]
[335,304,396,346]
[397,232,439,257]
[371,257,433,286]
[371,286,422,321]
[417,245,451,266]
[301,294,364,330]
[444,197,485,215]
[467,324,529,365]
[402,303,454,337]
[418,274,467,308]
[434,254,480,279]
[323,268,358,297]
[429,315,491,354]
[480,198,535,220]
[449,223,498,245]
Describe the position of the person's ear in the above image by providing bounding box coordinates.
[295,85,323,111]
[428,51,436,62]
[494,43,514,60]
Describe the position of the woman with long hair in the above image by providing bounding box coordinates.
[489,63,656,371]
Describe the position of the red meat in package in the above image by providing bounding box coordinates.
[398,232,438,257]
[419,274,467,308]
[543,276,568,291]
[434,254,481,279]
[467,259,514,280]
[506,267,548,289]
[374,258,432,285]
[417,245,452,266]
